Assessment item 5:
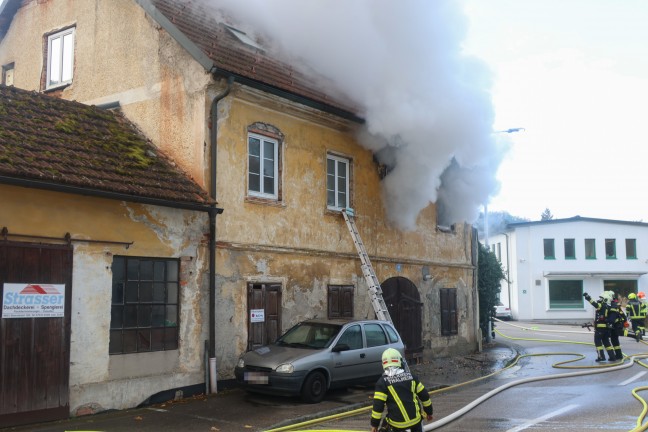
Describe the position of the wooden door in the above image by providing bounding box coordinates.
[381,277,423,360]
[247,283,281,350]
[0,242,72,427]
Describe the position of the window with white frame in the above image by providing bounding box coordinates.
[248,133,279,199]
[326,154,349,210]
[46,27,75,89]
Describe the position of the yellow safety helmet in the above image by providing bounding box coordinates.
[382,348,402,369]
[628,293,637,300]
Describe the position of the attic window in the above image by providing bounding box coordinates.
[46,27,75,89]
[225,25,263,51]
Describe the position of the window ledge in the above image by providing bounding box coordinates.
[245,196,285,208]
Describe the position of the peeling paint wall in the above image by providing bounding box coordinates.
[213,89,478,377]
[0,0,478,411]
[0,185,210,413]
[0,0,212,187]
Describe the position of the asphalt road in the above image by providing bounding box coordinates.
[305,321,648,432]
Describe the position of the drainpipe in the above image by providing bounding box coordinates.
[207,75,233,394]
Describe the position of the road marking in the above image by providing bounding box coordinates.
[146,408,168,412]
[619,371,647,386]
[506,404,579,432]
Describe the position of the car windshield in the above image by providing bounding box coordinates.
[276,322,342,349]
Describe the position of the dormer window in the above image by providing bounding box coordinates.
[46,27,75,89]
[225,25,263,51]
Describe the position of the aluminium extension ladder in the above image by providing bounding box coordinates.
[341,208,393,324]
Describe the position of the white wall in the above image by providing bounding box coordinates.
[488,219,648,321]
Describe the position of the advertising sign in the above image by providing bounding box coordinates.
[250,308,265,323]
[2,283,66,318]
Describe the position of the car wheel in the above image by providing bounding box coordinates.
[301,371,326,403]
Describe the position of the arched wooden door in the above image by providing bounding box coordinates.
[381,277,423,360]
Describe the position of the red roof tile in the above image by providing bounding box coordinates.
[150,0,361,116]
[0,85,213,209]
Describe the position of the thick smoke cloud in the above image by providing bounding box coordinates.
[200,0,505,229]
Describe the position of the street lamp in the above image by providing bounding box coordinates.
[484,127,525,247]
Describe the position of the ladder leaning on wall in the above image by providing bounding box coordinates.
[341,208,393,324]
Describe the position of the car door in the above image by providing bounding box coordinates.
[361,322,392,380]
[330,324,367,385]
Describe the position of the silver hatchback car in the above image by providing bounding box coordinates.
[234,318,405,403]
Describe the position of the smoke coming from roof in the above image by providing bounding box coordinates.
[203,0,507,229]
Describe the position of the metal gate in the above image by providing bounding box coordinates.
[0,242,72,427]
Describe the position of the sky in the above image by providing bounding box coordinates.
[463,0,648,222]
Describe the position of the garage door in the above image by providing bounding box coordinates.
[0,242,72,427]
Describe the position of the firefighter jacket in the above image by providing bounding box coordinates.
[627,299,647,320]
[608,300,626,331]
[371,368,433,430]
[587,297,611,329]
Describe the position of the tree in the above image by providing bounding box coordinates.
[540,208,554,221]
[478,243,506,340]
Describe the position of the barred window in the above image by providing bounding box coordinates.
[109,256,179,354]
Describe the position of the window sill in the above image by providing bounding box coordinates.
[245,196,285,208]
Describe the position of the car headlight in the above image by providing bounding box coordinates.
[237,358,245,368]
[276,363,294,373]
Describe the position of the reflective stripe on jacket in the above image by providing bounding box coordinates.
[371,369,433,429]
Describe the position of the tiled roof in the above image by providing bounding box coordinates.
[0,85,213,209]
[149,0,361,117]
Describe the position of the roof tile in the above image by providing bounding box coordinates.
[0,85,213,208]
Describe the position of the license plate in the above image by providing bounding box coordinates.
[244,371,269,384]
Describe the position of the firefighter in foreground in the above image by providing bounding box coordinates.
[627,292,647,341]
[583,291,616,361]
[371,348,433,432]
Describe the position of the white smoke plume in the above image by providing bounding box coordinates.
[199,0,506,229]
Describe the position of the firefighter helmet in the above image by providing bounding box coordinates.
[602,291,615,303]
[629,293,637,300]
[382,348,402,369]
[639,292,646,299]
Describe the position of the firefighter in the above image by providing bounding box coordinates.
[639,292,648,335]
[627,292,647,341]
[370,348,433,432]
[584,291,616,361]
[607,292,626,359]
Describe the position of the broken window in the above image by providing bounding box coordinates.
[46,27,75,89]
[605,238,616,259]
[109,256,180,354]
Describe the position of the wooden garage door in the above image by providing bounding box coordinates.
[0,242,72,427]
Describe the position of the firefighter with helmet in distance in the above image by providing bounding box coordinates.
[628,292,648,341]
[607,291,626,359]
[370,348,433,432]
[583,290,616,361]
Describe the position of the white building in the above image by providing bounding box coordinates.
[488,216,648,322]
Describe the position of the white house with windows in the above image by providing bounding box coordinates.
[488,216,648,322]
